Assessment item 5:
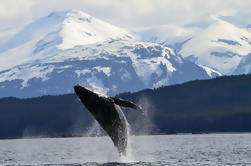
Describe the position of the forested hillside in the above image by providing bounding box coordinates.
[1,74,251,139]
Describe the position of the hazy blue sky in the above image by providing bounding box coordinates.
[0,0,251,29]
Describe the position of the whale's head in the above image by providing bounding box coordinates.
[74,85,99,105]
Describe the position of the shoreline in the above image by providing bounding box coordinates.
[1,132,251,140]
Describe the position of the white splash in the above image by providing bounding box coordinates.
[120,121,134,163]
[85,120,103,137]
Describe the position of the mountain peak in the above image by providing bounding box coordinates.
[180,18,251,74]
[0,10,135,71]
[0,10,134,53]
[57,9,134,49]
[0,9,134,52]
[66,9,93,19]
[46,9,93,22]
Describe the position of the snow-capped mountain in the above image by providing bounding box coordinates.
[180,19,251,74]
[0,9,134,52]
[0,10,219,98]
[0,10,134,72]
[134,17,251,75]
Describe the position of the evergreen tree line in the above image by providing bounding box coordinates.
[0,74,251,139]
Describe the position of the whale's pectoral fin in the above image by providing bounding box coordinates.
[111,97,143,113]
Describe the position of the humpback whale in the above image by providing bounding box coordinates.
[74,85,143,156]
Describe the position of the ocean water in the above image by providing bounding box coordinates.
[0,134,251,166]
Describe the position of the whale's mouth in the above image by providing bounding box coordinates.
[74,84,81,95]
[74,85,90,97]
[74,84,100,105]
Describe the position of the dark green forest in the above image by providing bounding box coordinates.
[118,74,251,134]
[1,74,251,139]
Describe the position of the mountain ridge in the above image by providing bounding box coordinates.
[134,17,251,75]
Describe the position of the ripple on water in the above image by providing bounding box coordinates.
[1,134,251,166]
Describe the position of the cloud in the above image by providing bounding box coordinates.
[0,0,251,29]
[0,0,33,20]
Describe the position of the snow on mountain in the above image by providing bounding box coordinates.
[0,10,220,98]
[133,16,251,75]
[0,10,134,71]
[0,40,219,97]
[0,39,218,98]
[198,65,222,77]
[234,53,251,75]
[179,18,251,74]
[131,24,199,47]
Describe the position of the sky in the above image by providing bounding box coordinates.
[0,0,251,30]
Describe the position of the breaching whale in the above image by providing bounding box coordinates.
[74,85,143,156]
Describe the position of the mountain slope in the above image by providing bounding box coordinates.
[0,10,134,71]
[0,40,218,98]
[234,53,251,74]
[134,18,251,75]
[179,19,251,74]
[131,24,199,45]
